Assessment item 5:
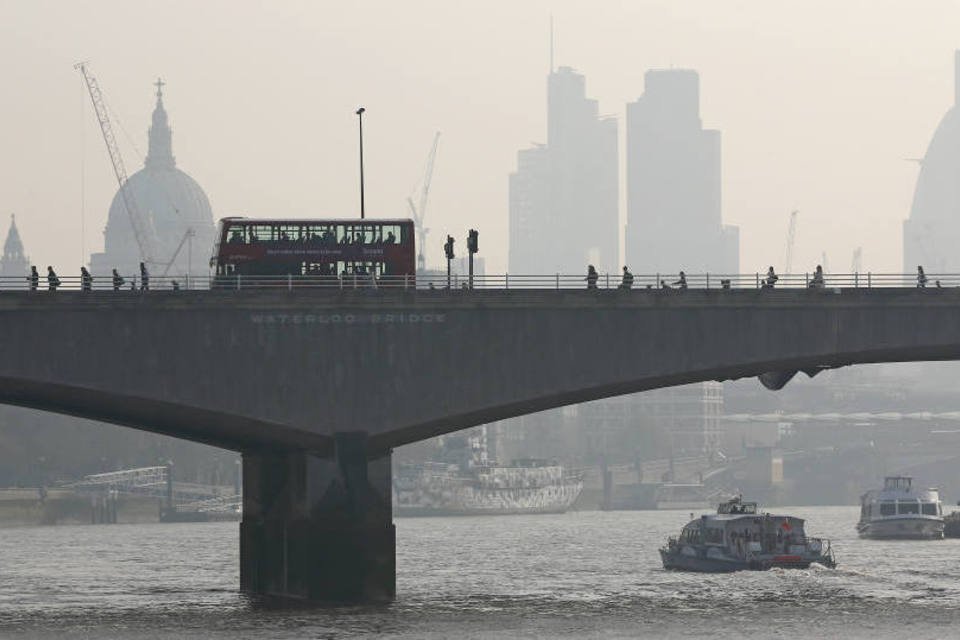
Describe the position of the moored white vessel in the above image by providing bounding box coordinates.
[857,476,944,540]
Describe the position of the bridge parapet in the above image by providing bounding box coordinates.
[0,271,946,291]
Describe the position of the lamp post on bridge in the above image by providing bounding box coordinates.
[356,107,366,219]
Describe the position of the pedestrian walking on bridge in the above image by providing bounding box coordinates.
[139,262,149,291]
[808,265,825,289]
[585,265,599,289]
[46,266,60,292]
[27,265,38,291]
[619,266,634,290]
[917,265,928,288]
[80,267,93,292]
[763,266,779,289]
[673,271,688,290]
[112,269,125,292]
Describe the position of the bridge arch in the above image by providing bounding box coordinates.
[0,375,332,454]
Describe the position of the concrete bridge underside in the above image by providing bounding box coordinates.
[1,288,958,601]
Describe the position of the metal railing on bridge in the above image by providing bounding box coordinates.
[0,272,951,291]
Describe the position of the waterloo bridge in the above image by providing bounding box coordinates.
[0,272,957,602]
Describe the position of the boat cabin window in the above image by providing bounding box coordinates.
[921,502,940,516]
[883,477,912,491]
[705,528,724,544]
[717,501,757,515]
[680,527,702,544]
[879,501,896,516]
[897,500,920,515]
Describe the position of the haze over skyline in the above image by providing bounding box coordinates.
[3,0,960,274]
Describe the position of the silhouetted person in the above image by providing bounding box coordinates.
[808,265,824,289]
[673,271,688,290]
[764,266,779,289]
[27,266,38,291]
[139,262,149,291]
[619,266,634,290]
[586,265,599,289]
[720,279,731,290]
[46,266,60,291]
[172,280,180,291]
[385,231,396,244]
[80,266,93,292]
[112,269,124,292]
[917,265,928,288]
[936,280,943,288]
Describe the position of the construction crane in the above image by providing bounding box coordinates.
[784,210,798,273]
[407,132,440,272]
[160,228,195,278]
[851,246,862,273]
[76,62,154,266]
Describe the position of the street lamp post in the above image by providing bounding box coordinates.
[356,107,366,219]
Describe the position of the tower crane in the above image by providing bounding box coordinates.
[784,210,798,273]
[851,246,862,273]
[76,62,154,266]
[407,132,440,272]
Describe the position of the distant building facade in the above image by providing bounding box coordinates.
[1,215,28,281]
[509,66,618,275]
[904,51,960,273]
[625,69,738,275]
[90,80,216,281]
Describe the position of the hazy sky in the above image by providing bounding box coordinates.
[2,0,960,274]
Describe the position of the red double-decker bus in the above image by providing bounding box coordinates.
[210,217,415,280]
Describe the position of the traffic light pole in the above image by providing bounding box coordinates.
[466,229,478,290]
[444,235,455,289]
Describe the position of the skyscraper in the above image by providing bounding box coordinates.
[509,66,618,275]
[904,52,960,273]
[625,69,738,275]
[89,80,216,281]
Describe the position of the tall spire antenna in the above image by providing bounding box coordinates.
[549,15,554,73]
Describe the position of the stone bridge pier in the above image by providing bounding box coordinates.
[240,434,395,602]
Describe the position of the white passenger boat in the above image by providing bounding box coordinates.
[857,476,944,539]
[659,497,836,572]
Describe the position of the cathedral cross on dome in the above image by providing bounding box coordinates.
[154,78,165,98]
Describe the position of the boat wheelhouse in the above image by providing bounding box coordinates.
[857,476,944,539]
[659,497,836,572]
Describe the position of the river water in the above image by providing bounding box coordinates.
[0,506,958,638]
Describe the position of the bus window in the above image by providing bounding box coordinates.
[382,225,399,244]
[248,224,273,243]
[227,226,244,243]
[278,224,301,242]
[318,225,334,244]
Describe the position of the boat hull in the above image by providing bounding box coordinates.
[659,548,833,572]
[857,516,944,539]
[394,476,583,517]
